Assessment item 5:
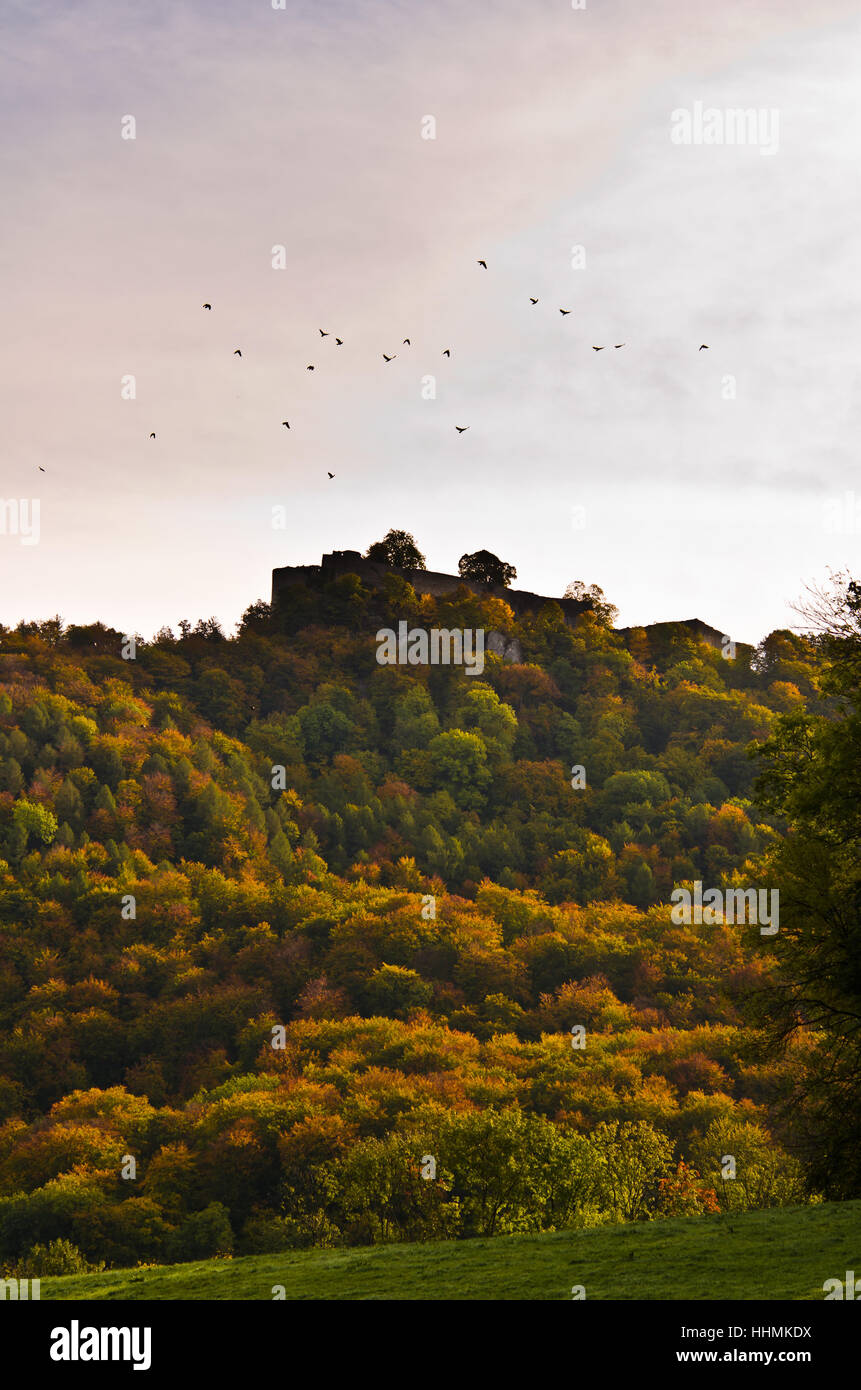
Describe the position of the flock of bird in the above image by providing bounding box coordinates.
[140,260,711,474]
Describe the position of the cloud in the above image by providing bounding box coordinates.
[2,0,859,639]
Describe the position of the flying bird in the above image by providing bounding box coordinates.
[442,349,451,357]
[202,303,211,310]
[38,466,45,472]
[559,308,571,316]
[455,425,470,433]
[614,343,626,349]
[530,298,538,305]
[307,365,315,371]
[477,259,487,269]
[233,349,242,356]
[335,338,343,345]
[383,353,396,362]
[319,329,329,337]
[403,338,411,346]
[149,433,156,439]
[327,472,335,479]
[699,344,709,351]
[282,421,290,428]
[592,346,605,351]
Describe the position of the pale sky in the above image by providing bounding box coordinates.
[2,0,860,645]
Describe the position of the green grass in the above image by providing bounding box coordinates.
[38,1200,861,1300]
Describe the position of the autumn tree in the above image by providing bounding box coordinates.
[564,580,618,626]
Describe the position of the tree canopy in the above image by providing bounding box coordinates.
[458,550,517,588]
[0,573,844,1272]
[365,530,427,570]
[753,571,861,1197]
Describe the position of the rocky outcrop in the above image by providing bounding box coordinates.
[486,631,523,663]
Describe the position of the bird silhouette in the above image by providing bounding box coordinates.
[335,338,343,345]
[614,343,626,349]
[592,346,605,351]
[477,259,487,269]
[307,365,315,371]
[559,308,571,316]
[149,433,156,439]
[234,349,242,356]
[699,344,709,350]
[383,353,395,362]
[38,465,45,471]
[202,303,211,310]
[442,349,451,357]
[455,425,470,433]
[282,421,290,428]
[530,298,538,305]
[403,338,411,346]
[327,471,335,479]
[319,329,329,337]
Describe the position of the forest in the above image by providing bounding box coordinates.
[0,557,858,1276]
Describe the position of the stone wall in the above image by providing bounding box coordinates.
[272,553,731,655]
[272,550,591,626]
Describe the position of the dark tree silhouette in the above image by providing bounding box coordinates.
[458,550,517,588]
[365,529,427,570]
[564,580,618,626]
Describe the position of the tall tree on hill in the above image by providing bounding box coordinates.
[458,550,517,588]
[365,530,426,570]
[564,580,619,627]
[753,570,861,1197]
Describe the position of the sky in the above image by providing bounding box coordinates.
[2,0,860,646]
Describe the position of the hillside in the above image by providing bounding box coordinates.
[0,569,836,1276]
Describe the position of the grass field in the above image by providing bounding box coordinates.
[38,1200,861,1300]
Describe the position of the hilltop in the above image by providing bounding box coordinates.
[272,550,733,653]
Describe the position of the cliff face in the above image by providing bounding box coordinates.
[272,551,592,626]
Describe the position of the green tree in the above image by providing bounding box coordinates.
[333,1132,458,1244]
[365,530,427,570]
[452,684,517,765]
[539,831,618,905]
[392,686,440,753]
[428,1108,594,1236]
[689,1118,807,1212]
[12,800,58,848]
[0,759,23,795]
[166,1202,234,1262]
[458,550,517,588]
[588,1120,673,1221]
[753,572,861,1196]
[363,964,433,1019]
[426,730,491,810]
[15,1237,101,1277]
